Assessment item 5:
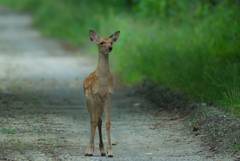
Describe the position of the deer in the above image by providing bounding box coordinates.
[83,30,120,157]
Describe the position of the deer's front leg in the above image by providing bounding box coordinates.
[103,94,113,157]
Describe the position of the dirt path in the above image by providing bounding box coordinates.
[0,6,234,161]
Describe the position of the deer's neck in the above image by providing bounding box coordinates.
[97,52,111,76]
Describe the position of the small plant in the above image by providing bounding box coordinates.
[49,136,57,149]
[31,96,38,100]
[39,137,57,149]
[230,143,239,152]
[184,122,188,127]
[184,118,196,127]
[2,126,16,134]
[33,146,39,150]
[213,124,220,135]
[42,140,48,144]
[32,115,36,119]
[191,118,195,125]
[203,107,209,118]
[33,139,39,150]
[15,138,21,150]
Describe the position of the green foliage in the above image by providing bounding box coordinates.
[0,0,127,45]
[2,127,16,134]
[132,0,192,19]
[0,0,239,114]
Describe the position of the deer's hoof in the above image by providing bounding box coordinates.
[101,153,106,156]
[85,154,93,157]
[108,155,113,158]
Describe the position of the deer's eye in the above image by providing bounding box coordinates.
[100,42,104,45]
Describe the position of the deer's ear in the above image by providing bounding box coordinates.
[109,31,120,42]
[89,30,99,43]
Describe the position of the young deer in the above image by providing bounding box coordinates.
[83,30,120,157]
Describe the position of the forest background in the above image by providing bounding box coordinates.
[0,0,239,115]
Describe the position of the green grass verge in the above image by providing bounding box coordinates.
[0,0,239,115]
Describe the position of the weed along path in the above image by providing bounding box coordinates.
[0,7,234,161]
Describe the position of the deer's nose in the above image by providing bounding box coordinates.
[108,46,112,50]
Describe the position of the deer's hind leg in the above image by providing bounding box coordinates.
[85,95,98,156]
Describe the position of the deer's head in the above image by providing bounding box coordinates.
[89,30,120,54]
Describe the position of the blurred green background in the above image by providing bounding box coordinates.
[0,0,239,114]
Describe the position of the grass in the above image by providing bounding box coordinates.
[0,0,239,115]
[15,138,21,150]
[10,138,21,150]
[205,62,240,115]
